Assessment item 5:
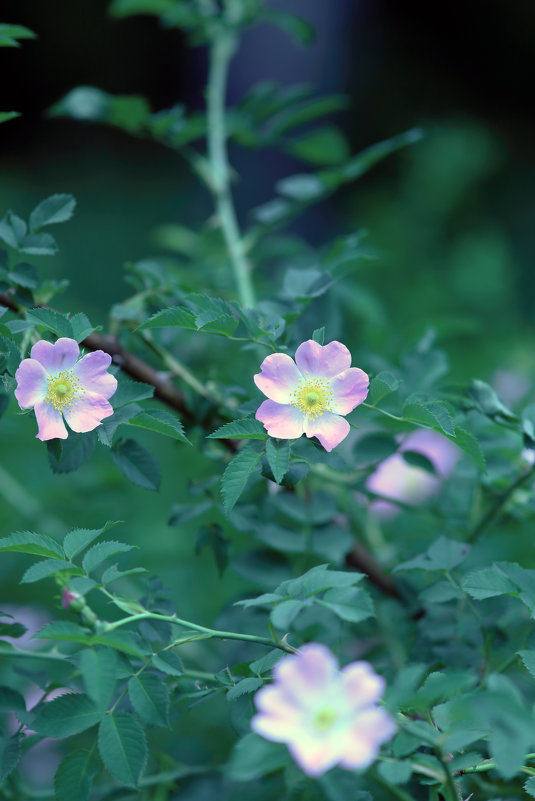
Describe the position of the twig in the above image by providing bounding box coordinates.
[467,464,535,543]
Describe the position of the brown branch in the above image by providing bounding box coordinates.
[345,541,403,600]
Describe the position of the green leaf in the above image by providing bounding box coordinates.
[128,673,169,727]
[109,0,177,18]
[468,379,516,421]
[0,621,27,638]
[377,760,413,785]
[195,524,230,577]
[48,430,97,474]
[0,531,63,559]
[33,693,102,738]
[29,194,76,232]
[312,326,325,344]
[49,87,150,134]
[89,630,147,658]
[221,449,262,515]
[0,111,20,124]
[0,24,36,47]
[402,400,455,437]
[226,677,264,701]
[54,749,99,801]
[226,733,289,780]
[128,409,189,443]
[79,648,118,710]
[0,686,26,714]
[266,438,290,484]
[446,426,485,470]
[287,126,349,166]
[98,711,147,787]
[395,537,470,573]
[317,586,375,624]
[26,307,73,338]
[208,418,268,440]
[34,621,92,642]
[19,232,58,255]
[0,735,20,782]
[262,10,314,46]
[138,305,197,331]
[82,541,134,574]
[525,777,535,798]
[21,558,81,584]
[112,438,161,491]
[7,262,38,289]
[276,173,325,201]
[401,450,438,475]
[462,565,517,600]
[112,375,154,408]
[366,371,400,406]
[64,521,119,560]
[0,211,25,248]
[152,650,184,676]
[69,312,97,343]
[518,650,535,679]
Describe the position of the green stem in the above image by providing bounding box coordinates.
[459,753,535,775]
[436,751,462,801]
[207,28,256,309]
[467,463,535,543]
[104,610,295,653]
[0,646,66,662]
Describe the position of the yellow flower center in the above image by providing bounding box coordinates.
[313,707,338,731]
[45,370,85,412]
[290,375,333,419]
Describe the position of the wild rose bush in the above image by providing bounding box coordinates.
[1,5,535,801]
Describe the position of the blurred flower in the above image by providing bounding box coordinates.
[366,429,459,517]
[15,337,117,441]
[61,588,83,610]
[255,340,369,452]
[251,643,395,776]
[492,368,530,408]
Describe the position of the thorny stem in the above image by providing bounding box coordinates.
[207,27,256,309]
[104,610,297,653]
[467,463,535,543]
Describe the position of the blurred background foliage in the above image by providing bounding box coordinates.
[0,1,534,788]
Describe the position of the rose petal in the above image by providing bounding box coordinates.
[295,340,351,379]
[63,392,114,433]
[366,453,439,505]
[30,338,79,373]
[14,359,48,408]
[254,353,301,403]
[340,662,385,708]
[256,399,304,440]
[400,429,459,477]
[34,401,68,441]
[287,738,341,777]
[340,708,396,769]
[304,412,350,452]
[74,351,117,400]
[338,734,378,770]
[274,644,338,700]
[330,368,369,415]
[251,711,302,742]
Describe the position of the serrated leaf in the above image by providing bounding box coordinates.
[0,735,21,782]
[112,375,154,408]
[47,431,96,473]
[266,438,290,484]
[128,673,169,726]
[226,677,264,701]
[0,686,26,713]
[54,749,99,801]
[26,307,73,338]
[394,536,470,573]
[317,586,375,624]
[208,418,268,440]
[89,630,147,658]
[152,650,184,676]
[79,648,118,710]
[403,400,455,437]
[0,531,64,559]
[21,558,80,584]
[367,371,400,406]
[446,426,485,470]
[33,693,102,738]
[19,232,57,255]
[98,711,147,787]
[29,194,76,232]
[34,621,92,642]
[138,305,197,331]
[525,776,535,797]
[221,449,262,515]
[461,565,517,600]
[82,541,134,574]
[518,650,535,679]
[63,521,118,560]
[128,409,189,443]
[69,312,97,343]
[112,438,161,491]
[100,564,147,584]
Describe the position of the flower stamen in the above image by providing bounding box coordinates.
[45,369,85,412]
[290,374,334,419]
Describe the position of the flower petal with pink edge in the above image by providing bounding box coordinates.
[74,351,118,400]
[287,738,341,777]
[339,733,379,770]
[63,392,114,433]
[14,359,48,408]
[340,708,396,769]
[330,367,369,415]
[255,399,304,440]
[340,662,385,708]
[274,644,338,701]
[304,412,350,452]
[254,353,301,403]
[30,338,79,373]
[295,340,351,379]
[34,401,68,441]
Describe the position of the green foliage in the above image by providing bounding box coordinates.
[98,712,147,787]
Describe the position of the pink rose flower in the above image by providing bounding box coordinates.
[14,337,117,441]
[254,340,369,452]
[251,643,395,777]
[366,429,459,518]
